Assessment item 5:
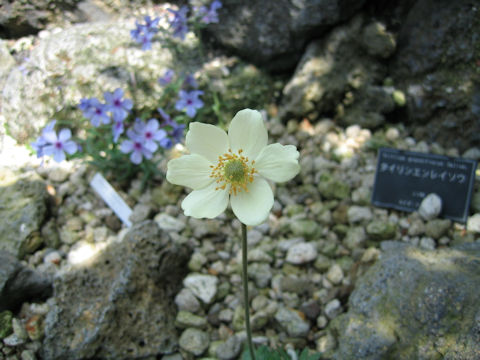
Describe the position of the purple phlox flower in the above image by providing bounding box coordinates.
[112,119,124,143]
[169,122,186,145]
[196,0,222,24]
[158,69,175,86]
[143,15,160,33]
[159,137,173,149]
[157,108,184,147]
[104,88,133,122]
[168,6,189,40]
[42,127,78,163]
[183,73,198,89]
[130,22,144,42]
[130,16,159,50]
[157,107,172,123]
[175,90,204,118]
[31,120,57,158]
[138,31,154,50]
[84,98,110,127]
[133,118,167,152]
[120,129,153,164]
[78,97,96,119]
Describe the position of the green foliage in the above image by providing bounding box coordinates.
[241,345,323,360]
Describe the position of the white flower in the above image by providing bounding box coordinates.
[166,109,300,226]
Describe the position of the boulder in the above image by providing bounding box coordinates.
[41,221,192,360]
[0,20,174,144]
[0,18,278,145]
[207,0,366,72]
[0,251,52,312]
[0,0,110,39]
[0,174,50,259]
[391,0,480,151]
[279,15,398,128]
[331,242,480,359]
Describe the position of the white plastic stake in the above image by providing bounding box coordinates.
[89,172,132,227]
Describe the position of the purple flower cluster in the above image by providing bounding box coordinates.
[175,90,204,118]
[79,88,133,142]
[168,6,189,40]
[130,15,160,50]
[31,120,78,163]
[195,0,222,24]
[158,69,175,86]
[158,70,204,119]
[120,118,169,164]
[158,107,186,147]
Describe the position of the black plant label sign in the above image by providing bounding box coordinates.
[371,147,477,223]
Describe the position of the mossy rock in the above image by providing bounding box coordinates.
[0,311,13,339]
[318,178,350,201]
[290,219,320,239]
[0,175,50,259]
[366,220,397,241]
[331,243,480,359]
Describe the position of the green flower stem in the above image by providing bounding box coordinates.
[241,223,256,360]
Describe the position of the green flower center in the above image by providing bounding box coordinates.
[224,159,246,183]
[210,149,257,195]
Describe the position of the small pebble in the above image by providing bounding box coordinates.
[418,193,442,221]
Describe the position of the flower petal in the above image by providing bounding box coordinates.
[146,118,159,131]
[167,154,214,190]
[63,140,78,155]
[42,144,55,156]
[42,130,57,143]
[228,109,267,160]
[145,141,158,152]
[123,99,133,110]
[254,143,300,183]
[58,128,71,142]
[181,182,229,219]
[186,122,229,162]
[131,151,142,164]
[114,88,123,99]
[230,177,273,226]
[120,140,134,153]
[53,149,66,163]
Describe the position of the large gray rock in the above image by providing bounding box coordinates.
[0,174,50,259]
[0,0,109,38]
[0,251,52,312]
[207,0,366,72]
[391,0,480,151]
[42,221,192,360]
[0,18,277,146]
[330,242,480,359]
[279,15,397,128]
[1,20,174,144]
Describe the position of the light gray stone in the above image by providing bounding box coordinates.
[419,237,436,250]
[418,193,442,221]
[175,311,207,329]
[285,242,317,264]
[347,206,373,223]
[326,264,344,285]
[274,306,310,337]
[154,213,186,233]
[324,299,342,319]
[216,335,242,360]
[183,273,218,304]
[178,328,209,356]
[467,213,480,233]
[174,288,201,313]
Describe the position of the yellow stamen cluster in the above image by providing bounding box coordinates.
[210,149,256,196]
